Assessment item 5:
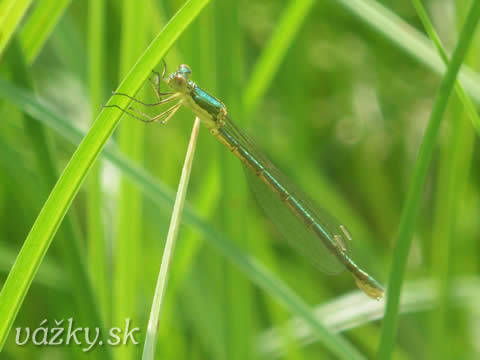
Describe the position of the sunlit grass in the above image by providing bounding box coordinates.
[0,0,479,359]
[0,0,210,354]
[378,2,480,358]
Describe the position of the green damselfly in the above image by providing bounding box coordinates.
[107,64,384,299]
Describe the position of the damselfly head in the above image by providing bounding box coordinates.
[167,64,193,93]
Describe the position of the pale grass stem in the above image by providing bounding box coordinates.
[142,117,201,360]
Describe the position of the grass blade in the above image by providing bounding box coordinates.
[113,1,148,359]
[0,0,33,57]
[410,2,478,357]
[377,2,480,358]
[143,117,201,360]
[0,0,210,349]
[19,0,72,63]
[243,0,315,115]
[411,0,480,135]
[87,0,108,325]
[0,243,65,290]
[214,2,251,358]
[5,40,112,360]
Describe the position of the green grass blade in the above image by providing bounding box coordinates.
[87,0,108,325]
[430,95,476,359]
[335,0,480,105]
[377,2,480,359]
[0,79,365,360]
[411,0,480,136]
[243,0,315,115]
[5,40,112,360]
[142,117,201,360]
[19,0,72,63]
[0,243,66,290]
[113,1,148,359]
[0,0,210,349]
[214,2,251,359]
[410,2,478,358]
[0,0,33,57]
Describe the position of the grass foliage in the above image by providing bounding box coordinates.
[0,0,479,359]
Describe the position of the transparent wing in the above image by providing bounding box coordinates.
[224,116,351,275]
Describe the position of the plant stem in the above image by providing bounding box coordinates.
[377,2,480,359]
[142,117,201,360]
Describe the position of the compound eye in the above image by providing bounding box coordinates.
[178,64,192,77]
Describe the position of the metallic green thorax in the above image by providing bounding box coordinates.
[164,64,383,300]
[192,87,226,122]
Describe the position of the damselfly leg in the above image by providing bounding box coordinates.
[105,60,182,124]
[110,91,178,107]
[105,97,182,124]
[149,60,168,100]
[127,101,182,124]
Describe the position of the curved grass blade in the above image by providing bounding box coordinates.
[411,1,479,358]
[5,39,113,360]
[377,2,480,358]
[0,0,210,349]
[0,242,66,291]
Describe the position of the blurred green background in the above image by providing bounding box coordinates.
[0,0,479,359]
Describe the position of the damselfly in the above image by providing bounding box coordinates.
[107,63,384,299]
